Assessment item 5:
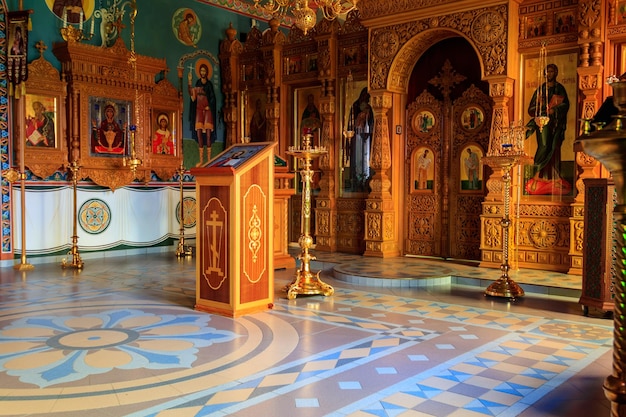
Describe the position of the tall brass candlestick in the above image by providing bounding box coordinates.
[175,162,192,257]
[577,78,626,417]
[482,125,530,300]
[61,160,84,269]
[8,96,34,271]
[285,133,333,300]
[482,154,524,299]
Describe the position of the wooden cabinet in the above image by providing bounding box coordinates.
[579,178,615,316]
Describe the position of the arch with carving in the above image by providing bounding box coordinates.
[363,4,510,258]
[370,4,509,92]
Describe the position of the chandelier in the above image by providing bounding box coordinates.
[253,0,359,34]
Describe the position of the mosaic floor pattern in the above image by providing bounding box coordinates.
[0,253,612,417]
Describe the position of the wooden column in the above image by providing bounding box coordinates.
[364,91,399,257]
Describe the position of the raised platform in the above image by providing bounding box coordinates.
[299,250,583,299]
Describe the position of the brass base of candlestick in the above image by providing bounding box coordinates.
[62,161,83,270]
[14,262,34,271]
[285,134,333,300]
[175,237,193,257]
[285,253,334,300]
[4,168,34,271]
[61,235,84,270]
[485,271,525,299]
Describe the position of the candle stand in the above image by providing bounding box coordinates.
[285,134,334,300]
[61,161,84,269]
[175,162,193,257]
[482,122,530,299]
[2,167,34,271]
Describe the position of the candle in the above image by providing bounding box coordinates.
[90,14,95,35]
[62,7,67,28]
[79,10,83,30]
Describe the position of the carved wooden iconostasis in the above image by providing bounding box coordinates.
[275,11,369,253]
[220,13,369,254]
[19,41,68,179]
[51,38,182,190]
[239,24,266,144]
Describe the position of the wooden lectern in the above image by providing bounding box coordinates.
[191,142,275,317]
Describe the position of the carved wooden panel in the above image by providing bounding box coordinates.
[148,77,183,181]
[20,43,68,179]
[516,202,572,272]
[449,85,491,260]
[53,38,180,189]
[336,197,366,254]
[405,90,442,256]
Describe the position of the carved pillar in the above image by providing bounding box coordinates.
[262,18,285,144]
[219,23,242,149]
[569,65,603,274]
[569,0,605,274]
[364,91,399,257]
[315,78,338,251]
[480,76,514,268]
[315,29,338,252]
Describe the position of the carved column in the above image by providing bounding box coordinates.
[570,66,603,274]
[219,24,242,149]
[569,0,605,274]
[315,78,338,251]
[364,91,399,257]
[315,28,339,252]
[480,76,514,268]
[262,18,285,144]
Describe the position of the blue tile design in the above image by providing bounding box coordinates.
[0,253,613,417]
[339,381,363,390]
[295,398,320,407]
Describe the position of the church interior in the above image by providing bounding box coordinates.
[0,0,623,415]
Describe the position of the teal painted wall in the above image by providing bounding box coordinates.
[7,0,267,169]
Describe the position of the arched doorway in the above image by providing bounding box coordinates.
[404,37,491,261]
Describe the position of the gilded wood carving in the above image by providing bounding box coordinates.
[53,38,177,190]
[21,41,68,179]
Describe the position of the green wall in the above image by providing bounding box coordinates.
[7,0,267,170]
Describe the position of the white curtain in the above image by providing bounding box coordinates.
[11,185,196,255]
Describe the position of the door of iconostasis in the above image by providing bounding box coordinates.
[404,39,491,261]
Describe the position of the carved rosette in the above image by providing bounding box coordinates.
[516,203,571,267]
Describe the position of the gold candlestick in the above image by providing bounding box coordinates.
[285,133,333,300]
[61,160,84,269]
[482,133,530,299]
[6,95,34,271]
[175,162,192,257]
[482,155,524,299]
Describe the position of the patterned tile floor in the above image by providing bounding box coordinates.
[0,251,613,417]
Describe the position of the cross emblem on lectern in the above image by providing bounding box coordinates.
[205,210,224,276]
